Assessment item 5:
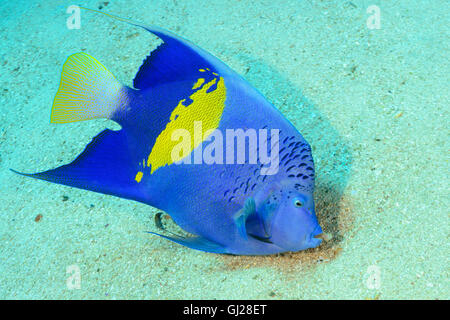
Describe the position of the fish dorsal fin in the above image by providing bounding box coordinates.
[79,7,233,90]
[133,25,232,89]
[133,38,220,90]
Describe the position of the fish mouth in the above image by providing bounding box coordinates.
[308,225,326,247]
[313,231,332,242]
[314,233,325,240]
[311,225,323,239]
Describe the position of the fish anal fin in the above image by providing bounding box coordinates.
[11,129,148,204]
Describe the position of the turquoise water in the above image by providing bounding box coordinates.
[0,0,448,299]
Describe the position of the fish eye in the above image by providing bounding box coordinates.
[294,199,304,208]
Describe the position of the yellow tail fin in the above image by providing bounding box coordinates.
[51,52,125,124]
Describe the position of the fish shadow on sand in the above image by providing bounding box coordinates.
[219,53,354,270]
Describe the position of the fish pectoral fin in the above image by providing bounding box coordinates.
[258,203,278,239]
[244,202,278,242]
[248,233,273,244]
[147,232,228,254]
[233,197,256,241]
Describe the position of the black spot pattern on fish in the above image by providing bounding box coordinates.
[277,134,315,192]
[220,131,314,203]
[286,165,296,172]
[222,165,260,203]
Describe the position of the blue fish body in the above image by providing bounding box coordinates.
[14,10,323,255]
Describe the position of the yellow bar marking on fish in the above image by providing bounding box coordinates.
[192,78,205,90]
[135,171,143,183]
[146,76,226,173]
[199,68,206,72]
